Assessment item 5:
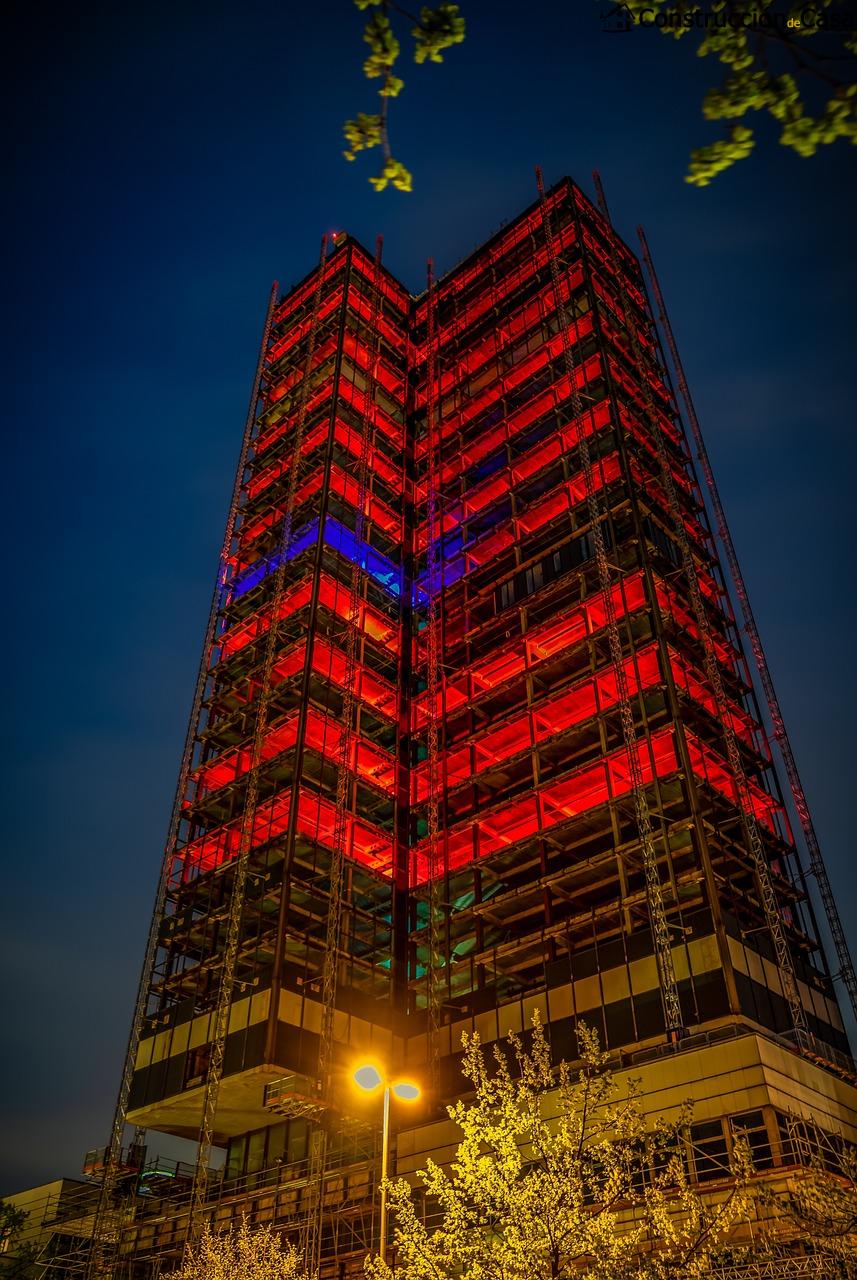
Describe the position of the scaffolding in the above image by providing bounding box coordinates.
[93,177,854,1280]
[636,225,857,1030]
[404,177,842,1073]
[99,234,410,1274]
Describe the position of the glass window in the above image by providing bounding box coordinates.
[247,1129,266,1174]
[690,1120,729,1182]
[288,1119,308,1166]
[225,1135,246,1181]
[266,1122,286,1168]
[731,1110,774,1170]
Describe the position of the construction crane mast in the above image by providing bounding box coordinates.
[637,225,857,1027]
[583,180,806,1033]
[84,281,280,1280]
[185,238,331,1250]
[423,261,445,1089]
[302,236,386,1275]
[536,168,685,1042]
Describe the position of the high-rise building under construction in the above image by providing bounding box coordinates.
[91,176,857,1277]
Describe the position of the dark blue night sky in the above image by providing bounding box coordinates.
[3,0,855,1193]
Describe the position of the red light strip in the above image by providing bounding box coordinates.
[348,243,411,311]
[266,326,405,411]
[342,330,405,400]
[180,784,393,881]
[657,577,737,669]
[412,221,578,360]
[345,284,407,352]
[415,397,612,518]
[241,418,402,532]
[410,723,782,883]
[257,461,400,545]
[412,567,739,718]
[464,453,624,569]
[336,376,404,447]
[592,273,654,353]
[414,355,605,497]
[325,465,401,537]
[410,639,757,803]
[415,445,706,566]
[272,258,347,331]
[267,286,346,367]
[190,704,395,800]
[270,243,409,333]
[410,726,677,881]
[412,642,663,802]
[329,418,402,487]
[255,385,334,457]
[670,644,757,747]
[629,459,709,553]
[424,267,587,403]
[607,356,678,441]
[213,631,398,716]
[246,421,328,501]
[599,308,657,369]
[580,226,648,314]
[412,186,569,325]
[255,372,404,461]
[266,332,339,406]
[414,314,594,443]
[215,570,399,664]
[309,634,398,717]
[412,571,649,722]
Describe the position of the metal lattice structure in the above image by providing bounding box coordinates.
[185,238,332,1249]
[94,179,855,1280]
[591,195,805,1033]
[537,166,684,1040]
[85,282,280,1280]
[423,259,445,1089]
[636,225,857,1028]
[302,235,386,1274]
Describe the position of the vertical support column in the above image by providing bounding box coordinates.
[186,240,330,1252]
[637,225,857,1030]
[577,191,743,1023]
[85,280,279,1280]
[536,168,684,1043]
[424,260,444,1093]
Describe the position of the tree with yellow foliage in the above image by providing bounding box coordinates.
[366,1015,755,1280]
[168,1217,312,1280]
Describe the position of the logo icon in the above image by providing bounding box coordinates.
[600,2,635,32]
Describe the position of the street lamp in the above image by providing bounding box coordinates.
[352,1063,421,1263]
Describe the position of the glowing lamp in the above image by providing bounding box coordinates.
[353,1063,383,1092]
[348,1063,422,1264]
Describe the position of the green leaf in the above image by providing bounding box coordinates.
[413,3,466,65]
[685,124,755,186]
[363,11,401,79]
[780,85,857,156]
[342,112,383,156]
[379,74,404,98]
[369,156,413,194]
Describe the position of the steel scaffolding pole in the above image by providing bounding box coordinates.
[637,224,857,1028]
[84,280,279,1280]
[591,199,806,1033]
[536,167,684,1042]
[185,238,330,1251]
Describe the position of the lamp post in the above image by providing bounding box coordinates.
[352,1064,420,1264]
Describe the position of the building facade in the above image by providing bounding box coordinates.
[1,1179,98,1280]
[95,178,857,1276]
